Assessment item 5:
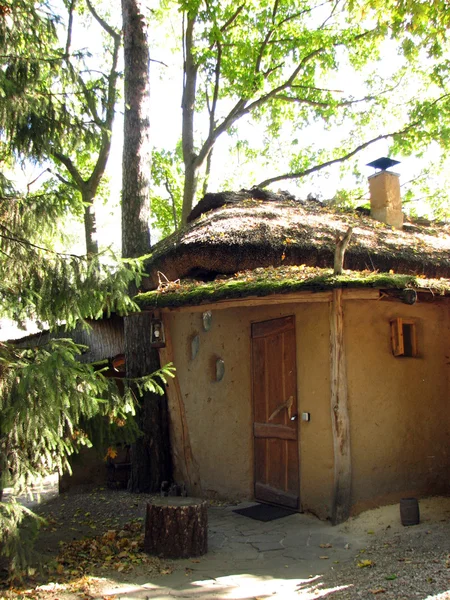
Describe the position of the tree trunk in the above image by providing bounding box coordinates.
[181,14,199,225]
[181,161,199,224]
[82,189,99,255]
[121,0,151,259]
[144,497,207,558]
[125,313,171,492]
[121,0,172,492]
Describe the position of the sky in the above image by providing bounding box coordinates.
[15,0,450,256]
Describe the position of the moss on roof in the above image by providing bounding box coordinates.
[137,265,450,309]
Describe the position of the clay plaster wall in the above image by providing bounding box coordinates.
[166,295,449,519]
[165,302,334,517]
[344,299,450,513]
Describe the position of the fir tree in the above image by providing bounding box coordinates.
[0,178,175,574]
[0,0,174,573]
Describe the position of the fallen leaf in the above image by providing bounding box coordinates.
[319,543,332,548]
[370,589,385,594]
[319,556,329,560]
[385,574,397,580]
[357,559,374,568]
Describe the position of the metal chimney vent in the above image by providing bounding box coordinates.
[366,157,400,172]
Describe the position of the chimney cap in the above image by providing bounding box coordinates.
[366,157,400,171]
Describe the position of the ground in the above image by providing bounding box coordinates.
[1,482,449,600]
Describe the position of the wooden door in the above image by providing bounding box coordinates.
[251,316,299,509]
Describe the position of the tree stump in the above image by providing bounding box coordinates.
[144,497,207,558]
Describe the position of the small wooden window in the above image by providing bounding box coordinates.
[390,318,418,357]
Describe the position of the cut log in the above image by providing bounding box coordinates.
[144,497,207,558]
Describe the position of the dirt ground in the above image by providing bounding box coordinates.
[1,484,449,600]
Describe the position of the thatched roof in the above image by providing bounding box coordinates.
[11,315,124,363]
[143,189,450,290]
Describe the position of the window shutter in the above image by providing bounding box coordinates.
[390,318,404,356]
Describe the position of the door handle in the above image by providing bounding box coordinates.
[268,396,294,421]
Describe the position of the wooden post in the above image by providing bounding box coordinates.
[158,314,203,496]
[329,288,352,524]
[334,227,353,275]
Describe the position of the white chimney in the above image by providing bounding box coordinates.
[367,158,403,230]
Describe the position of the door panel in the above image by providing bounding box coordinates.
[251,316,299,509]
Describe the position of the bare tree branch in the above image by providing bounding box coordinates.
[273,80,402,107]
[85,0,120,42]
[320,0,342,29]
[0,227,81,258]
[48,168,77,188]
[209,43,222,132]
[150,58,169,67]
[163,181,179,230]
[256,126,416,188]
[26,169,51,193]
[255,29,275,73]
[65,0,76,57]
[51,151,86,189]
[220,4,245,32]
[277,2,328,26]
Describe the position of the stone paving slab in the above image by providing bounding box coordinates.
[100,502,368,600]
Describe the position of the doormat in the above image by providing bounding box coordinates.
[233,503,296,522]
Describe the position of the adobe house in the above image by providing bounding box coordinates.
[139,161,450,523]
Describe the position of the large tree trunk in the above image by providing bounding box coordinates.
[121,0,172,492]
[181,14,199,225]
[125,313,171,492]
[121,0,151,258]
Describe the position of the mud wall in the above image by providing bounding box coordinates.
[164,301,334,518]
[345,299,450,514]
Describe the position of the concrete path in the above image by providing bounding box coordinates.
[99,502,368,600]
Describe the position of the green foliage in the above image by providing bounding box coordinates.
[0,107,164,576]
[151,147,183,237]
[0,335,174,575]
[149,0,450,219]
[0,0,122,253]
[0,191,143,328]
[0,501,42,576]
